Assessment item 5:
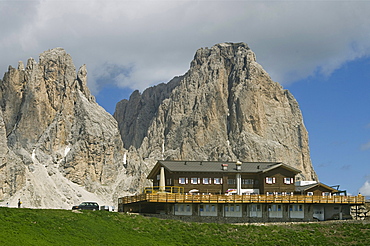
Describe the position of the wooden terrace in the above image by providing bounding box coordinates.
[119,193,365,205]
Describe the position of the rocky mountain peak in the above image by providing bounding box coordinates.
[0,48,130,208]
[0,43,318,208]
[115,42,317,183]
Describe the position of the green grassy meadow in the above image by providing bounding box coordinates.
[0,207,369,245]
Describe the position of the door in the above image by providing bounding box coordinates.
[313,205,325,221]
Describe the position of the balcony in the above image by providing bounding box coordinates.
[119,193,365,205]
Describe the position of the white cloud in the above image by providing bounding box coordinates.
[359,180,370,196]
[1,1,370,94]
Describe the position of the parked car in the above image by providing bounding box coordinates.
[72,202,99,211]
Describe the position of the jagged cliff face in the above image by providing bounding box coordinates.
[0,48,131,208]
[0,43,317,208]
[115,43,317,184]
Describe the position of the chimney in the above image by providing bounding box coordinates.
[221,164,228,171]
[236,161,242,171]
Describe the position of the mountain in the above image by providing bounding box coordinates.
[0,48,133,208]
[0,43,317,208]
[114,43,317,187]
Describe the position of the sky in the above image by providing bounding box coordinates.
[0,0,369,197]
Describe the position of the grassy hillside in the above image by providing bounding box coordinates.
[0,207,369,245]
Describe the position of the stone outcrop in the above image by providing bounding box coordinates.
[0,48,131,208]
[0,43,318,208]
[114,43,317,188]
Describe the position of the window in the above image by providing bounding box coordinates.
[265,177,276,184]
[242,179,254,185]
[211,205,215,212]
[290,205,303,211]
[186,205,191,212]
[228,179,236,185]
[236,205,240,212]
[224,206,229,212]
[284,177,294,184]
[307,192,313,196]
[205,204,210,212]
[268,205,281,211]
[203,178,210,184]
[179,178,186,184]
[214,178,222,184]
[251,204,261,211]
[191,178,198,184]
[322,192,330,196]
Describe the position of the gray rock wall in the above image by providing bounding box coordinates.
[115,43,317,190]
[0,48,130,208]
[0,43,318,208]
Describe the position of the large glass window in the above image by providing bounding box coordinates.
[179,178,186,184]
[228,179,236,185]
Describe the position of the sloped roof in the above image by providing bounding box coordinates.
[147,160,301,179]
[295,183,338,193]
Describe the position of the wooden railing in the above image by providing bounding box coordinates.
[142,186,184,194]
[119,194,365,205]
